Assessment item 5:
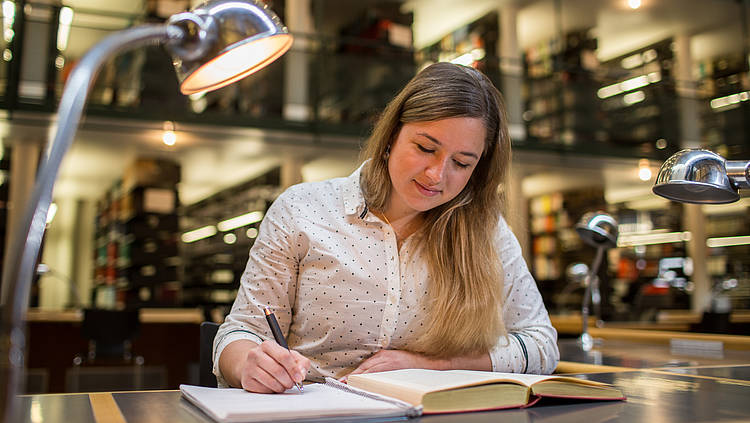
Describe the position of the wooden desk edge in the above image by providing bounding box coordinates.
[552,312,750,332]
[24,308,204,324]
[553,317,750,350]
[583,327,750,350]
[554,361,635,374]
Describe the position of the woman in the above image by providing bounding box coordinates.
[214,62,559,393]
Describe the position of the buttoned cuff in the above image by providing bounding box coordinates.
[489,334,527,373]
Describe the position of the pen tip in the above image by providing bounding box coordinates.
[263,307,272,316]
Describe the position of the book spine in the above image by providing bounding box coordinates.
[323,378,423,418]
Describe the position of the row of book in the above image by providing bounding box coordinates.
[93,158,182,309]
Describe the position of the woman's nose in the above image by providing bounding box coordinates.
[424,157,447,183]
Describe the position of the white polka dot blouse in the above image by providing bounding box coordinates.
[213,164,559,386]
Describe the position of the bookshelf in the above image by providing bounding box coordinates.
[608,204,691,320]
[180,167,282,319]
[523,29,601,146]
[417,11,500,87]
[596,39,679,157]
[697,53,750,158]
[705,211,750,310]
[528,188,606,310]
[92,158,181,309]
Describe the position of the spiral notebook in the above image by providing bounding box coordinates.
[180,379,421,423]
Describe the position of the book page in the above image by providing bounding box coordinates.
[452,371,613,388]
[349,369,535,393]
[348,369,609,395]
[180,383,409,423]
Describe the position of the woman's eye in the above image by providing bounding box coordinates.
[454,160,470,168]
[416,144,434,153]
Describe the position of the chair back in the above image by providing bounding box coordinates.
[199,321,221,387]
[81,308,140,361]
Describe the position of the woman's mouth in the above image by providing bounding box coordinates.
[415,180,441,197]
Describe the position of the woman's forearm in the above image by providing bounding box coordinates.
[441,352,492,371]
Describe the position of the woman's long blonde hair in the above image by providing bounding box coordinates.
[360,62,511,358]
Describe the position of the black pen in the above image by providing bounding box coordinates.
[263,307,304,392]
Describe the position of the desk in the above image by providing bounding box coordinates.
[16,336,750,422]
[25,308,205,324]
[16,369,750,423]
[551,311,750,334]
[654,364,750,381]
[556,338,750,371]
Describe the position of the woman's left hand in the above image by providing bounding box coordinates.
[343,350,448,382]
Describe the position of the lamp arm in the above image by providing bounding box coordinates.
[0,24,176,421]
[725,160,750,190]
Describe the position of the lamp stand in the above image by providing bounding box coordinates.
[0,24,177,422]
[579,246,605,352]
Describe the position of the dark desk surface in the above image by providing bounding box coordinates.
[653,364,750,381]
[558,338,750,369]
[17,370,750,423]
[16,336,750,423]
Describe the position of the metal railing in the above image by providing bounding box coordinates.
[0,2,747,160]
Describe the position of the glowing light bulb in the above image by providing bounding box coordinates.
[638,159,652,181]
[163,130,176,146]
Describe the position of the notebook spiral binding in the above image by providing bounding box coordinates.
[324,378,423,417]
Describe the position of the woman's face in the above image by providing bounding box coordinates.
[386,117,486,218]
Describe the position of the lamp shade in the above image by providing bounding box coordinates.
[575,211,618,249]
[167,0,293,95]
[652,149,739,204]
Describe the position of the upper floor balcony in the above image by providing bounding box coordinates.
[0,0,746,162]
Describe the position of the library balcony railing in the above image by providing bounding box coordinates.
[0,2,747,160]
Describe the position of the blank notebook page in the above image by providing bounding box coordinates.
[181,383,406,423]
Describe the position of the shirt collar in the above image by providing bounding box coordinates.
[342,161,369,217]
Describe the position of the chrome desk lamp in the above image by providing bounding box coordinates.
[575,212,619,351]
[0,1,292,419]
[653,149,749,204]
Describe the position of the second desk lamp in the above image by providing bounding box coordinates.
[575,211,619,351]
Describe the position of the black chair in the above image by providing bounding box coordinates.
[79,308,141,362]
[199,321,221,387]
[67,308,168,392]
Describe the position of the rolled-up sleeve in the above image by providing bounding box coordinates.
[488,217,559,374]
[212,188,303,387]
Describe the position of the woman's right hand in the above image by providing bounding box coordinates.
[236,340,310,393]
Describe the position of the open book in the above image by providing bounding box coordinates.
[347,369,625,414]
